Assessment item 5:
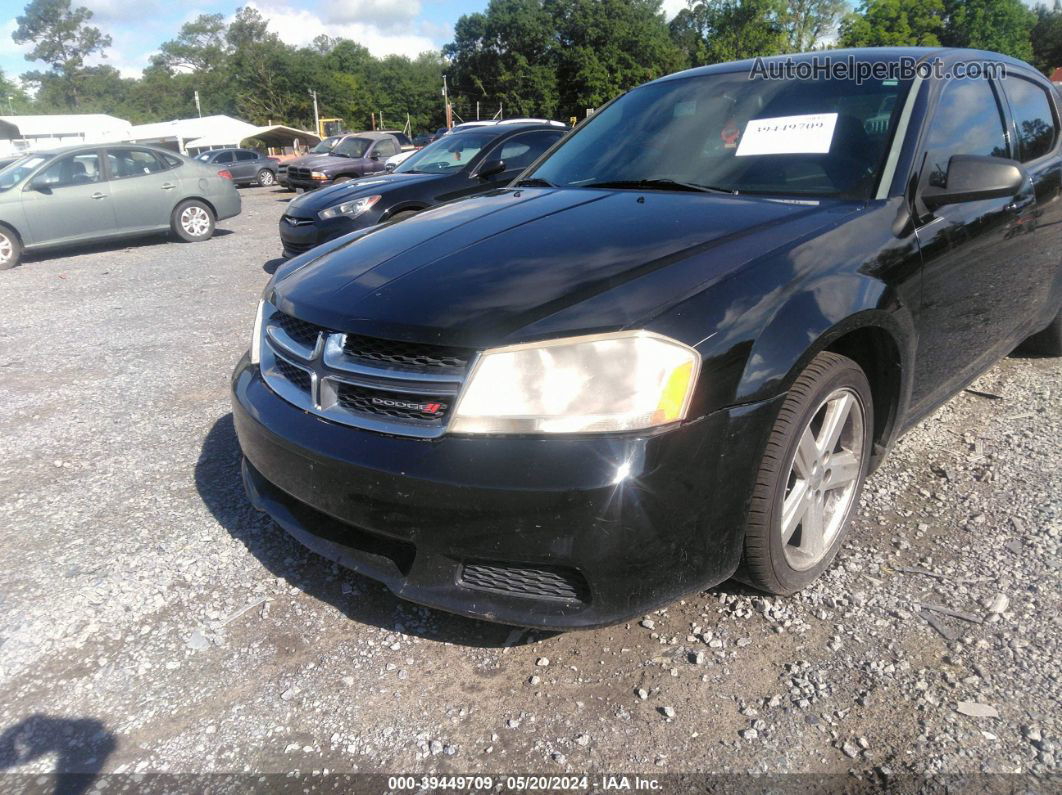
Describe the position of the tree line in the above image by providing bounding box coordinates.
[4,0,1062,135]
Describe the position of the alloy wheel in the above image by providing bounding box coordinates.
[779,387,865,571]
[180,206,211,237]
[259,170,275,186]
[0,233,11,265]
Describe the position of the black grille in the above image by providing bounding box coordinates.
[290,167,311,179]
[275,357,311,392]
[272,312,324,348]
[460,561,590,603]
[343,334,470,373]
[335,383,450,422]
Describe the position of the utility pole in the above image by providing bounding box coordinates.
[194,90,202,118]
[309,89,320,137]
[476,101,479,121]
[442,74,452,130]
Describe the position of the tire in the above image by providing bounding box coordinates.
[256,169,276,187]
[1017,307,1062,356]
[387,210,419,223]
[171,200,215,243]
[739,352,874,595]
[0,225,20,270]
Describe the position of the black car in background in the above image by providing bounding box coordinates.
[235,48,1062,630]
[279,123,565,257]
[195,148,280,187]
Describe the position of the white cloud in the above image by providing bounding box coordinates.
[324,0,422,30]
[660,0,689,19]
[81,0,163,22]
[247,2,438,58]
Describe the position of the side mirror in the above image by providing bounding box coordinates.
[28,177,53,193]
[922,155,1026,209]
[370,153,380,161]
[477,159,506,180]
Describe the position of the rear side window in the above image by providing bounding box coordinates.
[497,131,564,170]
[236,150,258,161]
[108,148,165,179]
[214,150,235,163]
[1002,75,1058,161]
[923,78,1009,187]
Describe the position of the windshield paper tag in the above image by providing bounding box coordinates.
[735,113,838,157]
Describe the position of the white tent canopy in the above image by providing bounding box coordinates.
[0,114,133,155]
[127,115,319,154]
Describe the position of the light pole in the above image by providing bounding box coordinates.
[309,89,320,137]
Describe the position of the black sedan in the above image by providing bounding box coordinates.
[279,124,566,258]
[234,48,1062,630]
[195,147,280,187]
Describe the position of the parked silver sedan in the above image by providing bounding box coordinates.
[0,143,241,269]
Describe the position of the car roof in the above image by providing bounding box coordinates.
[652,47,1042,84]
[341,131,396,141]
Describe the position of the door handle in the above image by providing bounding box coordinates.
[90,192,107,200]
[161,183,176,190]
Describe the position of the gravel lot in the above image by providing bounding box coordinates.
[0,188,1058,784]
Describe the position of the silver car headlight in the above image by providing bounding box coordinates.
[318,195,381,221]
[249,300,265,365]
[450,331,700,435]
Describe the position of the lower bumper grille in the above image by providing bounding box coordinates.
[460,561,590,603]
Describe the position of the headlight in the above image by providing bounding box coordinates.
[318,195,381,221]
[310,171,328,180]
[450,331,699,434]
[249,300,265,365]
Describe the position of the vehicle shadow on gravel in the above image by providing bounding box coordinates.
[195,414,547,649]
[262,258,284,275]
[20,230,235,266]
[0,714,115,795]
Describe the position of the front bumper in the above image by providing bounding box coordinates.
[288,177,331,191]
[231,355,782,630]
[279,216,354,258]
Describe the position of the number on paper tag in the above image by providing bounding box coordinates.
[735,113,839,157]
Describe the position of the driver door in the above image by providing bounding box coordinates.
[909,75,1035,414]
[20,150,118,246]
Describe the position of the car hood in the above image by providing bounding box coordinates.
[287,173,439,216]
[284,153,341,170]
[270,188,847,348]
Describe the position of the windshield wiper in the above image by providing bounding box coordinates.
[514,177,555,187]
[582,178,734,195]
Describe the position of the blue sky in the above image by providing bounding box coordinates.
[0,0,689,82]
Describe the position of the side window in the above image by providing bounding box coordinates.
[162,153,183,168]
[497,131,563,170]
[375,140,398,157]
[107,148,165,179]
[923,77,1009,187]
[1002,75,1058,162]
[235,150,258,161]
[214,150,235,164]
[35,152,102,188]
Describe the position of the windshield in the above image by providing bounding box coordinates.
[311,136,340,153]
[395,131,496,174]
[528,71,912,198]
[332,137,372,158]
[0,154,50,192]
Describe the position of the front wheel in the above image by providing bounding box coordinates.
[0,226,21,270]
[256,169,275,187]
[739,352,873,595]
[172,200,215,242]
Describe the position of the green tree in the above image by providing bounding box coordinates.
[942,0,1035,61]
[444,0,560,119]
[12,0,112,107]
[550,0,684,114]
[839,0,946,47]
[1031,1,1062,73]
[0,69,32,113]
[783,0,849,51]
[670,0,789,66]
